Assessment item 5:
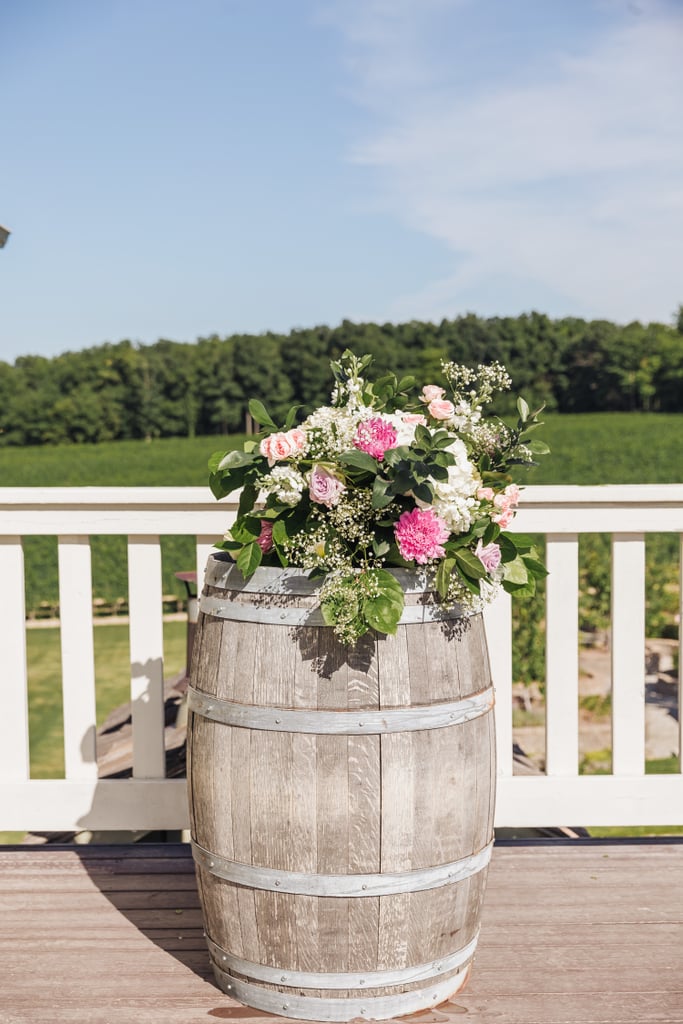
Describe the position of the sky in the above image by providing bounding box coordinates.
[1,0,682,363]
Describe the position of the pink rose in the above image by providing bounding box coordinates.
[492,484,521,526]
[402,413,428,427]
[504,483,521,506]
[475,540,501,573]
[427,398,455,421]
[353,417,398,460]
[394,507,450,565]
[477,487,495,501]
[260,428,307,466]
[256,520,274,553]
[309,465,345,507]
[492,507,515,528]
[421,385,445,402]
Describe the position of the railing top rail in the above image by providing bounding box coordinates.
[0,483,681,508]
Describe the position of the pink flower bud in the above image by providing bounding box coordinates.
[256,520,273,553]
[421,385,445,402]
[427,399,455,421]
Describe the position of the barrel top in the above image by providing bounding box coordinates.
[204,553,463,601]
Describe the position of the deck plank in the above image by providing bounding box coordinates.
[1,842,682,1024]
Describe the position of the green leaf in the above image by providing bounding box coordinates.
[338,450,379,474]
[236,541,262,578]
[435,557,456,599]
[505,533,536,553]
[527,439,550,455]
[248,399,277,430]
[482,521,501,545]
[362,569,405,635]
[517,396,530,422]
[372,538,391,557]
[230,517,262,543]
[283,405,302,429]
[216,448,258,471]
[213,539,240,552]
[238,483,258,518]
[414,423,432,446]
[372,475,395,509]
[502,577,537,597]
[272,518,292,547]
[502,555,529,585]
[397,375,416,392]
[412,481,434,504]
[363,595,401,634]
[523,555,548,579]
[498,534,520,561]
[453,567,482,596]
[454,549,488,580]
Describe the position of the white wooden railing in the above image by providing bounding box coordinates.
[0,485,681,833]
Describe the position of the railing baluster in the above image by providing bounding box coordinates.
[58,537,98,779]
[127,536,166,778]
[545,535,579,776]
[611,533,646,776]
[196,535,217,595]
[0,537,30,781]
[484,591,513,777]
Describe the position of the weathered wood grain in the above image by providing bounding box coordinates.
[187,560,496,1015]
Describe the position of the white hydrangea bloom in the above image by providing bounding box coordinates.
[384,412,422,447]
[427,437,482,534]
[259,465,306,506]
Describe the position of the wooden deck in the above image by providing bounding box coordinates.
[1,840,682,1024]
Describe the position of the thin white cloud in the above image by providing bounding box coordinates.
[328,0,683,323]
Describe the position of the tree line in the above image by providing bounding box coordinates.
[2,311,682,446]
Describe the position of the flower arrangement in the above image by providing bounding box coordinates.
[209,350,549,643]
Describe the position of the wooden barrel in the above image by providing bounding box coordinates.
[187,553,496,1022]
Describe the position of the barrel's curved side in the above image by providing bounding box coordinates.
[187,558,496,1019]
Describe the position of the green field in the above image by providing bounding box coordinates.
[2,413,682,487]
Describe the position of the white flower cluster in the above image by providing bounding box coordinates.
[441,360,512,408]
[302,405,368,458]
[258,465,306,505]
[418,438,481,534]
